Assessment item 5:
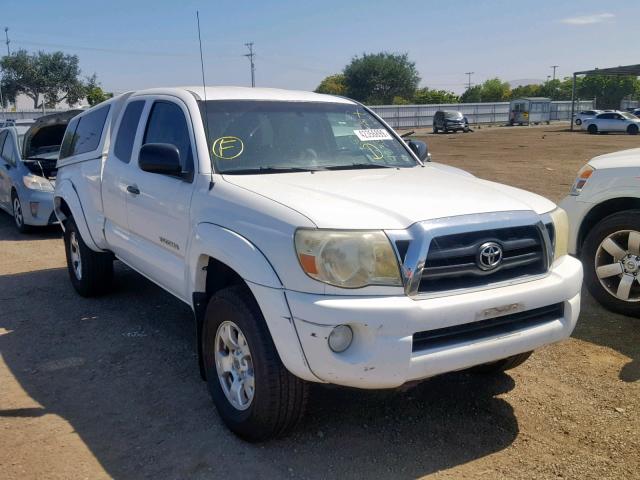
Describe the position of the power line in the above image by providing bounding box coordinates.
[244,42,255,87]
[464,72,474,90]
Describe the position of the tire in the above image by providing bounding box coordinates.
[582,210,640,317]
[575,119,582,126]
[202,285,308,441]
[11,190,32,233]
[469,351,533,374]
[587,124,598,135]
[627,124,638,135]
[433,127,438,134]
[63,217,113,297]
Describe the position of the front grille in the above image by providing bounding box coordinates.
[417,225,547,293]
[412,303,564,352]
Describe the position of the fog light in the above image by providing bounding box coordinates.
[30,202,39,217]
[328,325,353,353]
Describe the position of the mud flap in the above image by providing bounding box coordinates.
[192,292,210,381]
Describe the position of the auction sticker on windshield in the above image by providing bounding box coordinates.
[353,129,393,141]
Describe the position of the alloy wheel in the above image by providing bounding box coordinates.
[69,231,82,280]
[13,196,23,228]
[214,320,255,410]
[595,230,640,302]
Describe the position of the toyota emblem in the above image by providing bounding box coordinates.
[477,242,503,271]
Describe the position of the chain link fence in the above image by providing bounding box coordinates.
[369,100,595,129]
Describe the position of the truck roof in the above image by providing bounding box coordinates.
[131,86,355,104]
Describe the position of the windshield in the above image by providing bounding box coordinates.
[621,112,637,120]
[444,111,463,119]
[199,101,418,174]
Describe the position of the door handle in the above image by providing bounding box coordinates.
[126,185,140,195]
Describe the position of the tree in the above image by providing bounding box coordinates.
[460,85,482,103]
[511,84,541,99]
[85,74,113,106]
[414,87,459,104]
[314,74,347,96]
[343,52,420,105]
[1,49,86,108]
[577,75,640,109]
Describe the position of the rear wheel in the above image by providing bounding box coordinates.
[202,286,308,441]
[587,124,598,135]
[575,118,582,126]
[63,217,113,297]
[627,124,639,135]
[433,126,438,134]
[469,351,533,374]
[582,210,640,317]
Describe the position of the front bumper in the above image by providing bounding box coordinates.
[559,195,593,255]
[18,188,56,226]
[444,122,467,130]
[286,255,582,389]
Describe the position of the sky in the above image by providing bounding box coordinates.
[2,0,639,96]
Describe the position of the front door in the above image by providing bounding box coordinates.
[0,131,10,209]
[123,98,195,301]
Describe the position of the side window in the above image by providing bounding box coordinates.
[1,133,16,165]
[113,100,145,163]
[59,117,79,159]
[143,101,193,172]
[73,105,110,156]
[0,132,7,160]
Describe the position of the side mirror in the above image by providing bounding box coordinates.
[139,143,187,178]
[408,140,430,162]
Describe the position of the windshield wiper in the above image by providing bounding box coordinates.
[222,166,324,175]
[324,163,397,171]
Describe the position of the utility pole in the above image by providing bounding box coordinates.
[465,72,474,90]
[550,65,559,81]
[244,42,255,88]
[4,27,10,56]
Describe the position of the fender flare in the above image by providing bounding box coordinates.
[189,222,319,383]
[54,179,102,252]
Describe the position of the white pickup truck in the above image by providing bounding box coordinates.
[54,87,583,441]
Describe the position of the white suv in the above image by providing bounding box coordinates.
[54,87,583,441]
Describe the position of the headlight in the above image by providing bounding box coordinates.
[569,164,594,196]
[549,207,569,260]
[294,229,402,288]
[23,174,53,192]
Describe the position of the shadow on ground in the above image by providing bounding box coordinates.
[0,263,519,479]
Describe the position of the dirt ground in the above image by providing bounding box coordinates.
[1,124,639,480]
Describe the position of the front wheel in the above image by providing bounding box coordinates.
[202,286,308,441]
[63,217,113,297]
[582,210,640,317]
[627,124,639,135]
[575,118,582,126]
[11,191,31,233]
[587,124,598,134]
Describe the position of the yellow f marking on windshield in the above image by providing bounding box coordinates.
[212,136,244,159]
[361,143,384,160]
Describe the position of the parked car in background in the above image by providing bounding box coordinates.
[54,87,582,441]
[432,110,469,133]
[573,109,602,126]
[0,111,79,232]
[583,111,640,135]
[561,148,640,317]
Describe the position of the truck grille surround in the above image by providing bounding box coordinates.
[388,211,555,297]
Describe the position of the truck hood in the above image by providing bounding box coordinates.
[589,148,640,170]
[222,165,556,229]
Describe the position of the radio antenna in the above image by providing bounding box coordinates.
[196,11,213,184]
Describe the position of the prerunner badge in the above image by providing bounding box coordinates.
[353,129,393,141]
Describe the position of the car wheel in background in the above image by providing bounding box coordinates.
[469,351,533,374]
[575,119,582,125]
[63,217,114,297]
[202,285,308,441]
[627,124,638,135]
[587,124,598,135]
[433,126,438,133]
[11,191,31,233]
[582,210,640,317]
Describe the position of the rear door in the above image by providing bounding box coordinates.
[102,99,146,258]
[120,97,196,300]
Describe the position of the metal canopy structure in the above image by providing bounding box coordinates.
[570,64,640,130]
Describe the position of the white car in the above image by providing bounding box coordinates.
[583,111,640,135]
[54,87,582,441]
[573,109,602,126]
[561,148,640,316]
